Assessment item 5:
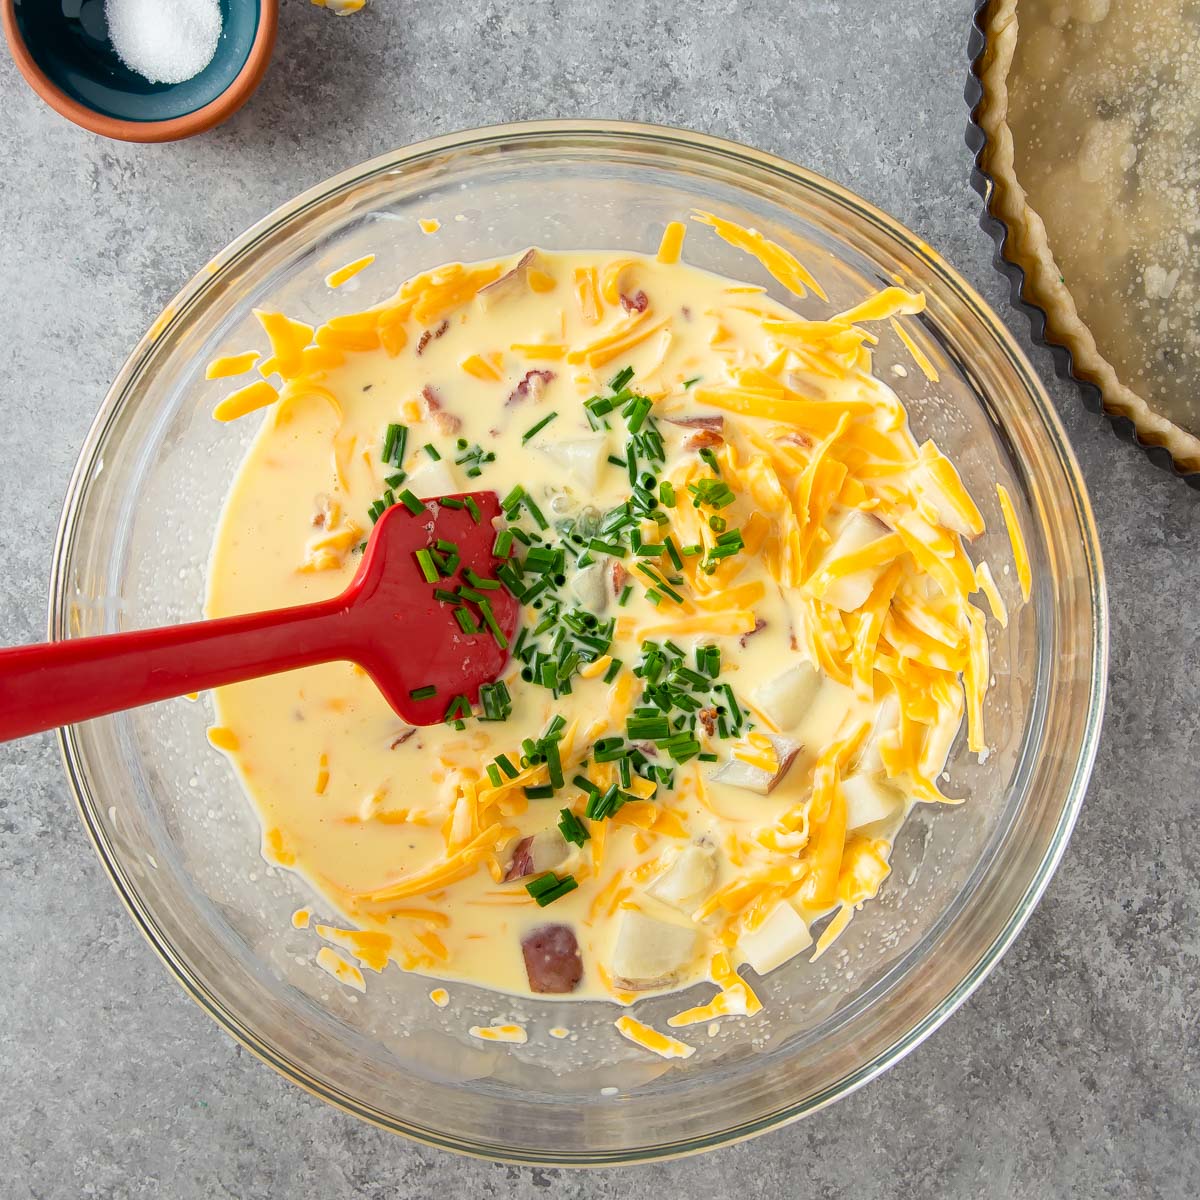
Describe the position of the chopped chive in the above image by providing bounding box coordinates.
[603,658,623,683]
[439,497,465,509]
[524,872,558,898]
[593,737,627,763]
[463,496,481,523]
[681,543,703,556]
[479,681,511,720]
[423,443,441,461]
[558,808,590,846]
[453,606,479,634]
[522,494,549,530]
[699,447,720,474]
[414,549,439,583]
[618,585,633,606]
[398,489,424,515]
[607,454,627,468]
[627,714,670,740]
[664,536,684,571]
[409,684,437,699]
[462,570,501,591]
[659,480,676,507]
[476,598,509,650]
[382,422,408,467]
[526,873,578,907]
[522,411,559,443]
[609,366,634,391]
[493,529,514,558]
[385,471,407,488]
[486,764,503,787]
[683,375,701,389]
[524,785,556,799]
[495,753,519,779]
[444,694,471,724]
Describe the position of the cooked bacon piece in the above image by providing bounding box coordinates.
[740,618,767,648]
[389,728,416,749]
[416,319,449,355]
[421,384,462,435]
[684,428,724,450]
[610,560,628,597]
[506,369,555,406]
[697,708,718,737]
[620,290,649,314]
[521,924,583,994]
[666,414,724,433]
[777,429,813,450]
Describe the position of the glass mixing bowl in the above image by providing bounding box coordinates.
[51,121,1106,1163]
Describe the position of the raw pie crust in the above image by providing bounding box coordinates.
[975,0,1200,472]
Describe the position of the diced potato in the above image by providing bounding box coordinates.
[406,458,460,500]
[648,842,717,911]
[503,829,569,881]
[819,511,890,612]
[857,694,900,776]
[569,561,609,613]
[752,663,822,731]
[538,434,608,490]
[841,774,902,831]
[611,910,699,990]
[914,442,985,539]
[709,734,801,796]
[738,901,812,976]
[476,249,540,310]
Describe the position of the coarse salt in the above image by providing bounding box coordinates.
[104,0,223,86]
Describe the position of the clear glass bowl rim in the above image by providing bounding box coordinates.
[48,119,1108,1164]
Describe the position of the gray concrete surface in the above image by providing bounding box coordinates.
[1,0,1196,1196]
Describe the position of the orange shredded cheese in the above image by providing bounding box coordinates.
[996,483,1031,602]
[315,946,366,992]
[325,254,376,289]
[614,1015,695,1059]
[205,351,260,379]
[656,221,687,264]
[213,379,279,422]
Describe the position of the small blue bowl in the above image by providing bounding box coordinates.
[3,0,278,142]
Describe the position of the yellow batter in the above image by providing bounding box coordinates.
[204,216,1008,1027]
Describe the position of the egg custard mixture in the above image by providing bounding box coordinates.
[205,215,1025,1048]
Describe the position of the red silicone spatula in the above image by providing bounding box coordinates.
[0,492,519,743]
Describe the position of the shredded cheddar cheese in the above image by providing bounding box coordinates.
[615,1016,696,1059]
[325,255,376,289]
[205,217,1020,1041]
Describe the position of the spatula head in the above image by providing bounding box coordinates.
[343,492,520,726]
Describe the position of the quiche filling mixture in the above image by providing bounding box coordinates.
[205,215,1020,1049]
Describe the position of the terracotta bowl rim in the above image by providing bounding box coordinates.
[1,0,279,144]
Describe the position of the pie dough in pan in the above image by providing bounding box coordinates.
[967,0,1200,487]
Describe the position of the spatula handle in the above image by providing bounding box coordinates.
[0,597,350,742]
